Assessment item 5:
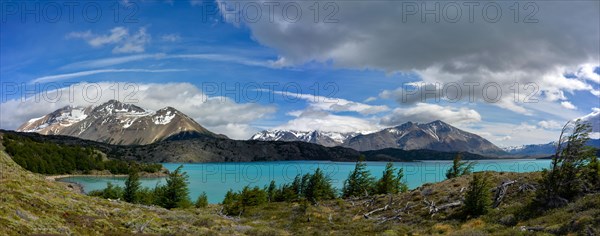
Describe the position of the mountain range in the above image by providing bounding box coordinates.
[16,100,599,158]
[250,130,361,147]
[252,121,505,155]
[17,100,225,145]
[502,139,600,157]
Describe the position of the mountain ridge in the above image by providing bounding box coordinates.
[16,100,226,145]
[251,121,505,155]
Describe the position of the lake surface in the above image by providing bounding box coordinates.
[62,159,552,203]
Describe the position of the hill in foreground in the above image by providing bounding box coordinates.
[1,142,599,234]
[0,138,275,235]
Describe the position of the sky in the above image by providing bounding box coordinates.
[0,0,599,146]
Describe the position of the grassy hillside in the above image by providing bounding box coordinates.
[1,134,598,235]
[0,139,283,235]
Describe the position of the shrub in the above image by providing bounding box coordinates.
[195,192,209,208]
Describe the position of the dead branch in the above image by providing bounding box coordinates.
[363,204,389,219]
[493,180,517,208]
[519,226,545,232]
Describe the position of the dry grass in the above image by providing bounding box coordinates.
[0,134,597,235]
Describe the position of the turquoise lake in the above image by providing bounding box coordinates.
[62,159,552,203]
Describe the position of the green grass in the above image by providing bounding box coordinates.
[1,134,598,235]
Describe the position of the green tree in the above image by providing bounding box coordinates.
[195,192,209,208]
[267,180,277,202]
[446,153,475,179]
[90,182,123,200]
[463,172,492,217]
[123,168,141,203]
[159,165,192,209]
[375,162,408,194]
[585,156,600,191]
[305,168,336,203]
[222,189,242,215]
[221,186,268,215]
[536,120,596,208]
[342,157,375,198]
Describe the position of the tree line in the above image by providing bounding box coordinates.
[89,159,410,215]
[2,133,162,175]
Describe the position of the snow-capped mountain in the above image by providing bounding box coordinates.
[251,120,504,155]
[17,100,226,145]
[17,105,94,134]
[341,120,505,155]
[502,139,600,157]
[501,142,558,156]
[250,130,360,147]
[343,120,505,155]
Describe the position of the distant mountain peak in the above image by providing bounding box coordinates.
[17,100,225,145]
[343,120,503,155]
[250,129,361,147]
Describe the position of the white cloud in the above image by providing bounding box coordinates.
[161,34,181,42]
[363,97,377,103]
[217,1,599,116]
[574,64,600,84]
[537,120,563,130]
[0,82,276,139]
[67,27,151,54]
[30,69,186,84]
[269,90,389,115]
[380,103,481,126]
[274,109,380,133]
[461,122,562,147]
[576,107,600,133]
[59,53,275,70]
[560,101,577,110]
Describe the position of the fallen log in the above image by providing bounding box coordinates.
[363,204,389,219]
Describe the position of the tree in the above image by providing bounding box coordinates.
[536,120,596,208]
[267,180,277,202]
[585,156,600,191]
[123,168,141,203]
[375,162,408,194]
[159,165,192,209]
[195,192,209,208]
[222,189,242,215]
[463,172,492,217]
[305,168,336,203]
[221,186,267,215]
[446,153,475,179]
[342,157,376,198]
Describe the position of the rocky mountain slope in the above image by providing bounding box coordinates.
[342,120,505,155]
[17,100,225,145]
[251,121,504,155]
[1,130,495,164]
[250,130,361,147]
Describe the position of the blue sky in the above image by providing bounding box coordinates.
[1,0,599,145]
